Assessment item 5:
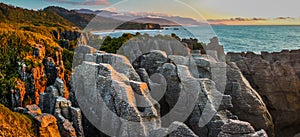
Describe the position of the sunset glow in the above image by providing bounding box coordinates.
[1,0,300,25]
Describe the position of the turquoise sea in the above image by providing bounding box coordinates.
[93,25,300,53]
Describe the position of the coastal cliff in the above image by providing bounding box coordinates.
[227,50,300,137]
[0,3,299,136]
[2,35,273,137]
[2,24,297,136]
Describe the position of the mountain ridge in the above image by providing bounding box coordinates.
[75,8,206,26]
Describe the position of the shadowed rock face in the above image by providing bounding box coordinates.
[130,50,234,137]
[227,50,300,137]
[226,62,274,136]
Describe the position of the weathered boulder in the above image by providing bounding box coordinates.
[218,119,268,137]
[26,105,61,137]
[36,114,62,137]
[221,119,255,134]
[150,121,198,137]
[227,50,300,137]
[11,80,25,107]
[26,104,42,116]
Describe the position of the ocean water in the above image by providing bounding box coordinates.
[93,25,300,53]
[213,26,300,53]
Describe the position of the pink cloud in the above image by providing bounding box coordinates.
[101,7,117,12]
[126,11,170,17]
[208,17,268,22]
[45,0,110,6]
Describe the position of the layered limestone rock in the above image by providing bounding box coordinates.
[39,86,83,137]
[10,36,273,137]
[149,121,198,137]
[53,96,84,137]
[72,43,268,137]
[227,50,300,137]
[73,46,203,136]
[73,60,161,137]
[9,36,273,137]
[168,49,270,137]
[218,119,268,137]
[72,45,99,68]
[191,45,274,136]
[131,50,234,137]
[226,62,274,136]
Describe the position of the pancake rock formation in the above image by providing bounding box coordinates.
[227,50,300,137]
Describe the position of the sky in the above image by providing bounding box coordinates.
[1,0,300,25]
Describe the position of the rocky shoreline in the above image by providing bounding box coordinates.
[2,3,298,137]
[6,36,300,137]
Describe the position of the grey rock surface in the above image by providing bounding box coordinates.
[227,50,300,137]
[70,42,271,137]
[218,119,268,137]
[225,62,274,136]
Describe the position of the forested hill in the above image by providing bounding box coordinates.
[0,3,76,29]
[44,6,162,30]
[43,6,95,29]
